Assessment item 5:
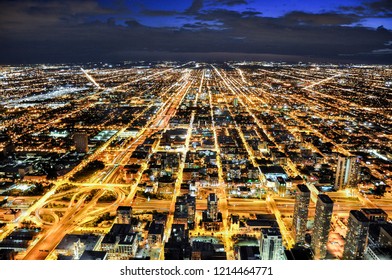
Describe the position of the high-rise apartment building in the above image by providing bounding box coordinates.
[343,210,369,260]
[311,194,334,259]
[335,156,359,190]
[292,184,311,245]
[174,194,196,228]
[260,227,284,260]
[207,193,219,221]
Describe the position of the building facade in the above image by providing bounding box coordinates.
[311,194,334,259]
[116,206,132,224]
[343,210,370,260]
[335,156,359,190]
[292,184,311,245]
[207,193,219,221]
[260,227,284,260]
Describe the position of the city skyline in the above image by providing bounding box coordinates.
[0,61,391,260]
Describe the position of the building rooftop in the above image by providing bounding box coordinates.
[148,222,164,236]
[285,247,313,260]
[116,205,132,212]
[350,210,369,223]
[208,193,217,202]
[318,194,333,204]
[57,255,73,260]
[361,208,388,216]
[79,250,108,260]
[247,219,278,228]
[297,184,310,193]
[255,214,278,221]
[380,223,392,237]
[239,246,260,260]
[261,227,282,238]
[259,165,286,175]
[56,234,100,251]
[0,249,15,260]
[101,224,135,245]
[153,212,168,224]
[169,224,188,242]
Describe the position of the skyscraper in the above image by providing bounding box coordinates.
[207,193,219,221]
[311,194,334,259]
[74,133,89,153]
[292,184,311,245]
[343,210,369,260]
[260,227,285,260]
[335,156,359,190]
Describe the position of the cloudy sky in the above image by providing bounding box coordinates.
[0,0,391,64]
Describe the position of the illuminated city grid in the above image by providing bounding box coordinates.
[0,61,391,260]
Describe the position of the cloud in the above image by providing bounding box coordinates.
[340,0,392,17]
[125,20,144,28]
[283,11,360,26]
[371,48,392,54]
[367,0,392,15]
[185,0,204,14]
[212,0,249,6]
[182,21,224,30]
[341,47,392,57]
[142,0,250,18]
[0,1,391,64]
[0,0,122,30]
[141,9,179,17]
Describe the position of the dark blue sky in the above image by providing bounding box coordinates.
[0,0,391,63]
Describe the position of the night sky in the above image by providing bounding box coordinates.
[0,0,391,64]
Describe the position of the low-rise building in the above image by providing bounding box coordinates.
[100,224,138,260]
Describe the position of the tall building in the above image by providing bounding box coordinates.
[379,224,392,247]
[343,210,370,260]
[116,206,132,224]
[292,184,311,245]
[335,156,359,190]
[174,194,196,229]
[260,227,284,260]
[207,193,219,221]
[74,133,89,153]
[311,194,334,259]
[202,193,222,231]
[360,208,391,260]
[148,221,165,245]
